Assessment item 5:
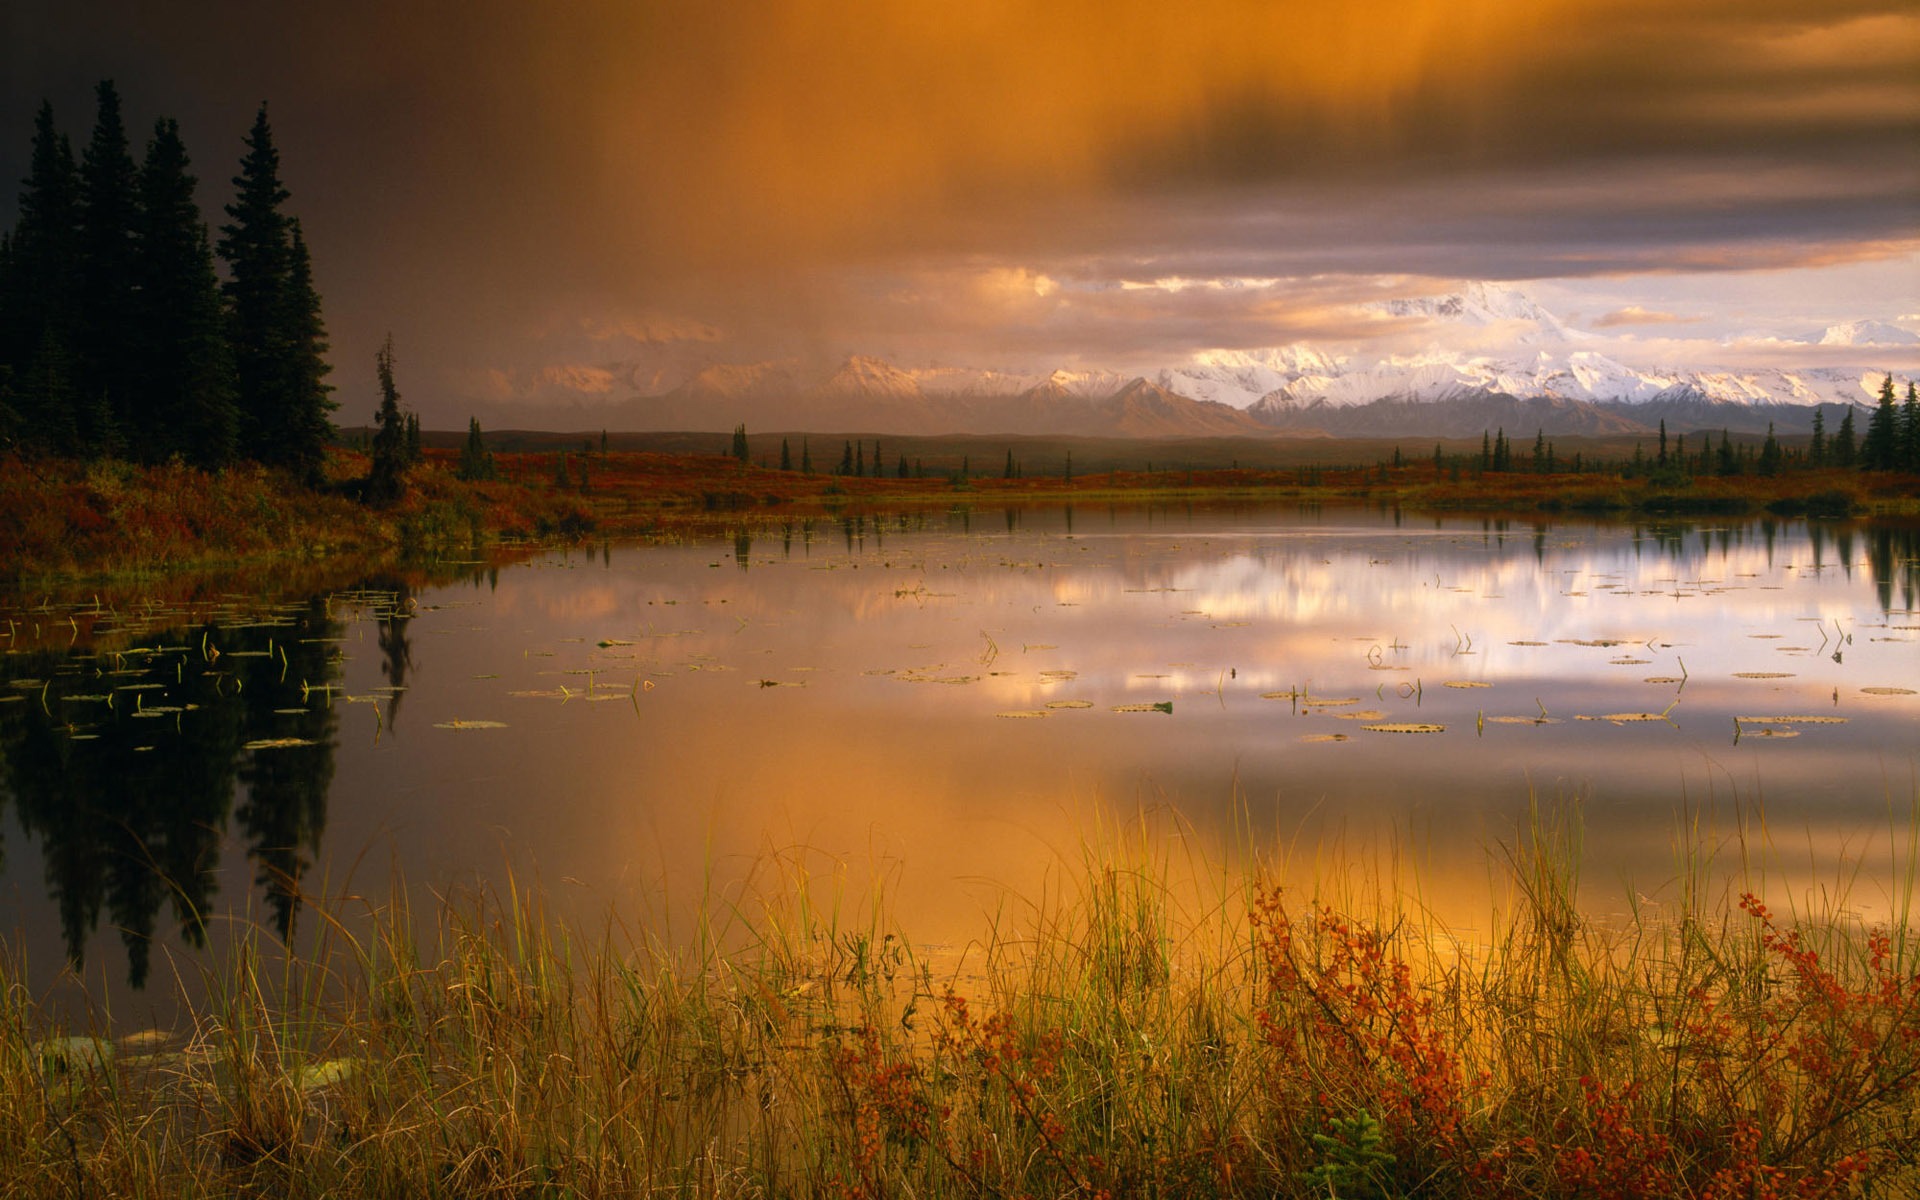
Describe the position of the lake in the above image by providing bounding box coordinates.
[3,504,1917,1020]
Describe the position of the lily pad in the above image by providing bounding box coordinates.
[1045,700,1094,710]
[244,737,319,750]
[1862,686,1917,696]
[434,719,508,730]
[36,1037,113,1073]
[1360,723,1445,734]
[995,710,1048,719]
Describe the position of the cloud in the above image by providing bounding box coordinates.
[1592,307,1706,329]
[579,314,723,347]
[6,0,1914,422]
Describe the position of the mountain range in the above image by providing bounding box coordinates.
[509,283,1916,439]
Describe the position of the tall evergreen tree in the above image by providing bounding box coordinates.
[218,105,289,455]
[1901,381,1919,473]
[277,220,334,479]
[219,106,333,478]
[134,117,236,467]
[365,334,407,505]
[731,422,748,463]
[5,102,82,454]
[75,81,140,455]
[457,416,496,481]
[1862,375,1898,470]
[779,436,791,471]
[1808,409,1826,467]
[1758,422,1782,476]
[1835,407,1857,467]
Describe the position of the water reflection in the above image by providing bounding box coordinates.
[0,598,345,983]
[1,511,1916,997]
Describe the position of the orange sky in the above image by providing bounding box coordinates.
[4,0,1917,419]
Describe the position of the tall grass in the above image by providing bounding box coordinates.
[2,806,1914,1197]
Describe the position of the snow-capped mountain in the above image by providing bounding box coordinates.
[1819,320,1920,347]
[1367,280,1583,345]
[523,283,1912,438]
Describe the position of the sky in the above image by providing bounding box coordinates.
[4,0,1918,425]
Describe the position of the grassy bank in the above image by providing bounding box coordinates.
[4,816,1915,1197]
[6,448,1918,589]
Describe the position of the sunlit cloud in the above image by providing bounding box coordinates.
[5,0,1914,420]
[1592,307,1705,329]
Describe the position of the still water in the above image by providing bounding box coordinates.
[3,505,1917,1015]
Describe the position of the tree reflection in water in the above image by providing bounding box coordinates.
[0,596,343,986]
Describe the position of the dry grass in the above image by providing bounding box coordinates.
[3,807,1914,1198]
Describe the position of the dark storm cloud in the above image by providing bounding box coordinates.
[3,0,1915,419]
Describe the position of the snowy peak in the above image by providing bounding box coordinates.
[1819,320,1920,347]
[1369,281,1578,344]
[680,360,799,398]
[816,355,924,399]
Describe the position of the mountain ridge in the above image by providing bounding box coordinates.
[504,283,1916,438]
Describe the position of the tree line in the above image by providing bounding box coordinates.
[0,83,333,479]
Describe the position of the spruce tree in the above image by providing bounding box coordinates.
[219,106,290,455]
[5,102,82,454]
[855,440,865,477]
[75,81,140,455]
[1862,375,1898,470]
[779,437,791,471]
[278,220,335,480]
[1808,409,1826,467]
[1758,422,1781,476]
[1835,407,1857,467]
[134,117,236,467]
[1901,381,1919,473]
[457,416,495,481]
[365,333,407,505]
[731,422,748,463]
[839,440,852,475]
[220,106,333,479]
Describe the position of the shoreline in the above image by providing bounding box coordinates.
[5,447,1917,593]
